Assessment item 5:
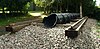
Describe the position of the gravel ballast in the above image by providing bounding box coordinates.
[0,18,100,49]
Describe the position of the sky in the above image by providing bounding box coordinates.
[96,0,100,6]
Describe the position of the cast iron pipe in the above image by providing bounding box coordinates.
[43,13,80,28]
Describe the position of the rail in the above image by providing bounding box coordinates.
[65,17,88,39]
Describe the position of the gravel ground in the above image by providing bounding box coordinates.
[0,18,100,49]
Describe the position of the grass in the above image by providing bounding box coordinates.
[0,11,44,26]
[97,20,100,26]
[96,20,100,33]
[97,35,100,38]
[0,14,40,26]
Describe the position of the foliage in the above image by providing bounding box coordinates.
[0,0,32,13]
[93,7,100,20]
[0,0,98,16]
[82,0,96,16]
[33,0,54,13]
[34,0,54,7]
[0,0,7,13]
[33,0,96,15]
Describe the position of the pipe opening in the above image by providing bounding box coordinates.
[44,14,57,28]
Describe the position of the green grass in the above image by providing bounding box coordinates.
[0,11,44,26]
[96,20,100,33]
[97,35,100,38]
[97,20,100,26]
[0,14,39,26]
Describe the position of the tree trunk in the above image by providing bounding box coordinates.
[67,0,69,12]
[9,11,12,13]
[44,7,46,14]
[80,0,82,18]
[60,5,62,13]
[56,2,59,13]
[2,7,5,14]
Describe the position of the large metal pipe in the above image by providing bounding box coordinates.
[43,13,80,28]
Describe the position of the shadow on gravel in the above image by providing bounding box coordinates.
[0,26,9,36]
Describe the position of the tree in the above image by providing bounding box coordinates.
[0,0,32,14]
[33,0,54,13]
[82,0,96,16]
[33,0,96,16]
[0,0,7,13]
[6,0,32,13]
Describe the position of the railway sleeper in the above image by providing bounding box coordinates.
[65,17,88,39]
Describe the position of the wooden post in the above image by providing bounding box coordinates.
[80,0,82,18]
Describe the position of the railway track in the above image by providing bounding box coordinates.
[5,16,88,39]
[65,17,88,39]
[5,18,43,33]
